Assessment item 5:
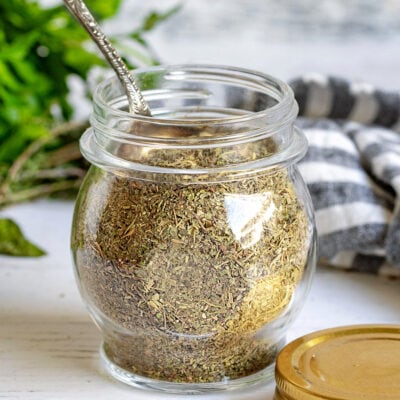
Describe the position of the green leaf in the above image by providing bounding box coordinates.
[9,59,36,85]
[0,61,21,91]
[85,0,123,20]
[129,5,181,47]
[0,218,45,257]
[0,32,40,62]
[64,45,103,74]
[0,124,49,164]
[141,5,181,32]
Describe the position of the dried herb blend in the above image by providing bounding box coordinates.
[72,131,310,383]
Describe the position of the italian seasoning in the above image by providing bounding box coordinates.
[72,132,310,383]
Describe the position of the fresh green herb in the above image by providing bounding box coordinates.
[0,218,44,257]
[0,0,177,165]
[0,1,180,257]
[129,5,182,47]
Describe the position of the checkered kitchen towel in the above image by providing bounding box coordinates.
[290,75,400,278]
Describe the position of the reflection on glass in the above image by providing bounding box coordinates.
[224,192,276,248]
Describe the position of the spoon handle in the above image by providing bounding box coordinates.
[63,0,151,116]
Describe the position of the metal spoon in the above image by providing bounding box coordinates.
[63,0,152,116]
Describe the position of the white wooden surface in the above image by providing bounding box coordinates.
[0,200,399,400]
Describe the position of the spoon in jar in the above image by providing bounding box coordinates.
[63,0,152,117]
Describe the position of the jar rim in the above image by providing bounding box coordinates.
[93,64,297,127]
[84,64,306,178]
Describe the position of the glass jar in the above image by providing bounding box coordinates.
[71,65,316,393]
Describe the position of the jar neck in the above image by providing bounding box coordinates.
[81,65,306,179]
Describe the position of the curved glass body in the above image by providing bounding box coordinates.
[71,65,316,393]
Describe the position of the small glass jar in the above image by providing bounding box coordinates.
[71,65,316,393]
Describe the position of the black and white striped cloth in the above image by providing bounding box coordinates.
[290,75,400,277]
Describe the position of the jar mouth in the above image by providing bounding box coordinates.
[85,64,305,178]
[93,64,298,133]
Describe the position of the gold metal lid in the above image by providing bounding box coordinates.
[275,325,400,400]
